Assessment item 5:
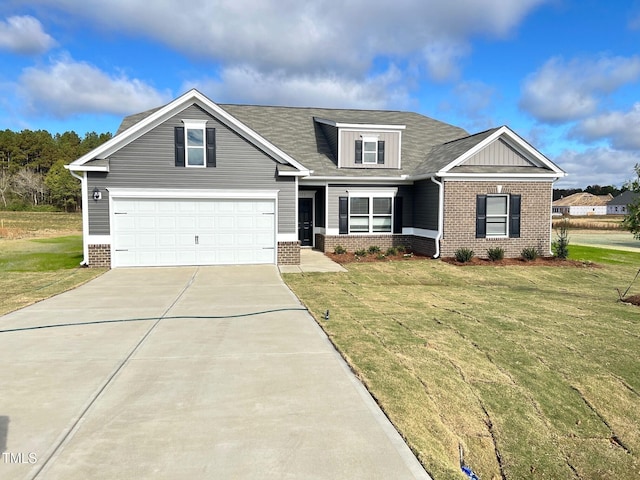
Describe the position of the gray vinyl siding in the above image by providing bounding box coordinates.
[397,185,413,227]
[413,180,439,230]
[462,138,532,167]
[318,123,338,162]
[87,105,295,235]
[87,172,110,235]
[339,130,401,169]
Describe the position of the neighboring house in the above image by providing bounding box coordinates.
[552,192,612,216]
[607,191,638,215]
[67,89,566,268]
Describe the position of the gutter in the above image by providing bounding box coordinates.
[68,168,88,266]
[430,176,444,258]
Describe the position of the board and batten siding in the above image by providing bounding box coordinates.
[339,130,401,169]
[86,105,295,236]
[462,138,532,167]
[413,179,439,230]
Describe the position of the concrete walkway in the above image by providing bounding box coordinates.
[0,265,428,480]
[279,248,347,273]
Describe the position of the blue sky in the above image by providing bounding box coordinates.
[1,0,640,188]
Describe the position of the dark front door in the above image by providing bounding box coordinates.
[298,198,313,246]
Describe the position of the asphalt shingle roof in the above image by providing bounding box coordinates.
[219,104,469,177]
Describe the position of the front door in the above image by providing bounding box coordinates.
[298,198,313,246]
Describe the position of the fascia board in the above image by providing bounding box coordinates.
[314,117,406,130]
[438,126,566,175]
[65,164,109,172]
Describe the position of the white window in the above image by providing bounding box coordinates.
[349,196,392,233]
[183,120,207,168]
[486,195,508,236]
[362,137,378,164]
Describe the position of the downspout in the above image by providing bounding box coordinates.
[430,176,444,258]
[550,177,560,256]
[68,169,88,266]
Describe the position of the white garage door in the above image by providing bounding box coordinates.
[112,198,276,267]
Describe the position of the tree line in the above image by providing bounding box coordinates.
[0,129,112,211]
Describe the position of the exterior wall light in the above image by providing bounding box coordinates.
[92,187,102,201]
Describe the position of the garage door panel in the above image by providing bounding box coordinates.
[112,197,276,267]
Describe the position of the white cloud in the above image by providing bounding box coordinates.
[519,55,640,123]
[554,147,640,188]
[28,0,548,81]
[571,103,640,150]
[183,65,410,110]
[0,15,56,55]
[19,55,172,117]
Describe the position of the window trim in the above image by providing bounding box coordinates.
[348,194,393,235]
[183,120,207,168]
[361,136,379,164]
[485,194,509,237]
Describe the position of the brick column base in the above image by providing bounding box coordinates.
[277,241,300,265]
[88,244,111,268]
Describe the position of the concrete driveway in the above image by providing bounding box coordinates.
[0,266,430,479]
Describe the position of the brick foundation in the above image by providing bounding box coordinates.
[316,234,438,256]
[88,244,111,267]
[277,241,301,265]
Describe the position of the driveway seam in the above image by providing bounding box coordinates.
[30,267,200,479]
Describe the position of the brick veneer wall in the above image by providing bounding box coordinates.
[277,241,300,265]
[88,244,111,267]
[319,234,412,253]
[440,181,552,258]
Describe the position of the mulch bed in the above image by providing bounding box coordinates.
[326,251,595,267]
[441,256,597,268]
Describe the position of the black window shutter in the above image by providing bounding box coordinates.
[339,197,348,234]
[509,194,521,238]
[174,127,185,167]
[377,140,385,164]
[476,195,487,238]
[206,127,216,168]
[355,140,363,164]
[393,196,403,233]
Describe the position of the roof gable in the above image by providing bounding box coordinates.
[433,126,565,178]
[68,89,309,174]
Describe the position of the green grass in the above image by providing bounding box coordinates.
[0,235,85,271]
[284,249,640,479]
[0,214,105,315]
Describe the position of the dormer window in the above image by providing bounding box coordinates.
[355,136,385,165]
[362,136,379,164]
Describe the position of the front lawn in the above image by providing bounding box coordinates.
[283,247,640,479]
[0,234,105,315]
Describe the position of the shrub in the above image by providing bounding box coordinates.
[368,245,381,254]
[454,247,474,263]
[396,245,406,253]
[355,248,367,257]
[376,253,386,260]
[552,220,570,259]
[386,247,398,256]
[521,247,539,261]
[487,247,505,261]
[333,245,347,255]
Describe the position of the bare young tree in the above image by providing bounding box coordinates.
[0,169,9,208]
[11,169,47,206]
